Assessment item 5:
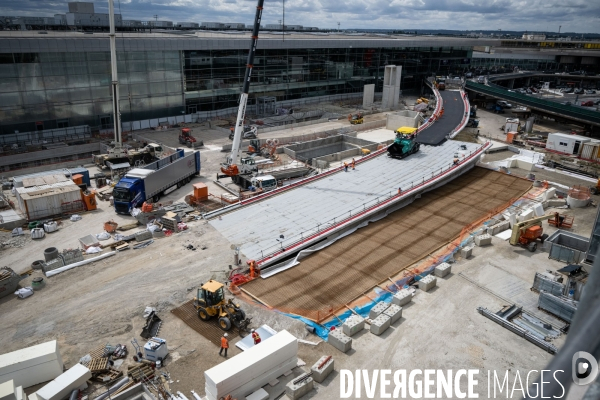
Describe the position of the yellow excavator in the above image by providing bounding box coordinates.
[509,214,550,252]
[348,112,364,125]
[193,280,251,331]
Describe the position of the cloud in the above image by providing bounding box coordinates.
[0,0,598,33]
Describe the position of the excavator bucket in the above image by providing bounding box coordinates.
[140,311,162,339]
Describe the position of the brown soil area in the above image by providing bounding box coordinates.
[242,167,532,321]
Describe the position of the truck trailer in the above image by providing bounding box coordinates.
[113,149,200,214]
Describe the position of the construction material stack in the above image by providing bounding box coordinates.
[204,330,298,400]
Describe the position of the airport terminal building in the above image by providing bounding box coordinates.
[0,31,598,135]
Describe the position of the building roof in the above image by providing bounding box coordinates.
[0,30,502,53]
[16,180,81,200]
[22,174,70,188]
[549,133,592,141]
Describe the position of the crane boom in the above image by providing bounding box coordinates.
[221,0,264,176]
[509,214,551,245]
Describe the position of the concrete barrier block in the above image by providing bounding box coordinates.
[488,220,510,235]
[342,316,365,337]
[327,329,352,353]
[392,290,412,307]
[368,301,389,320]
[547,199,567,207]
[285,373,314,400]
[245,388,268,400]
[474,234,492,246]
[135,230,152,242]
[460,245,473,259]
[434,263,452,278]
[311,356,334,383]
[370,314,391,336]
[418,275,437,292]
[382,304,402,324]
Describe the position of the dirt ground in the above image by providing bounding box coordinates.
[1,96,597,399]
[242,168,532,321]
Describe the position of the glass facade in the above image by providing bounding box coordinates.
[183,46,472,112]
[0,51,183,134]
[469,56,559,72]
[0,45,474,133]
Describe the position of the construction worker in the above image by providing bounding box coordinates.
[398,187,402,195]
[251,329,261,345]
[248,260,259,279]
[453,157,459,165]
[219,333,229,357]
[344,162,349,172]
[351,158,356,170]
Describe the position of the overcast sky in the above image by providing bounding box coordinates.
[1,0,599,33]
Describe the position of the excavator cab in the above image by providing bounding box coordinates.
[193,280,251,331]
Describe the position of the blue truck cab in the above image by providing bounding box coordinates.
[113,149,200,214]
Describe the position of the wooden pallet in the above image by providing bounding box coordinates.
[128,365,154,382]
[87,357,109,374]
[92,369,123,383]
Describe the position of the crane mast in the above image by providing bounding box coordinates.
[108,0,125,157]
[221,0,264,176]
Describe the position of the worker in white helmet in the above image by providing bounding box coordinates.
[219,333,229,357]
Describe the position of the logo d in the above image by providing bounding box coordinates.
[572,351,599,385]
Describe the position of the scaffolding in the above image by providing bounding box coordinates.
[256,96,277,116]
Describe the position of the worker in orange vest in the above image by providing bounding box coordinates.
[219,333,229,357]
[251,329,261,345]
[248,260,259,279]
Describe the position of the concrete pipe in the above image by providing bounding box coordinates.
[44,247,59,261]
[31,260,45,270]
[567,195,589,208]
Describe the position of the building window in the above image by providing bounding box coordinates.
[559,142,567,146]
[57,119,69,128]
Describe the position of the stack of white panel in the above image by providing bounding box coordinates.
[0,380,25,400]
[204,330,298,400]
[0,341,63,389]
[32,364,91,400]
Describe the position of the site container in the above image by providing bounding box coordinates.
[15,181,83,221]
[546,133,591,156]
[579,141,600,162]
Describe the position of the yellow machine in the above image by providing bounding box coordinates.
[348,113,364,125]
[509,215,550,252]
[395,127,418,135]
[193,280,251,331]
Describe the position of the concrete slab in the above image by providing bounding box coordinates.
[210,140,483,261]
